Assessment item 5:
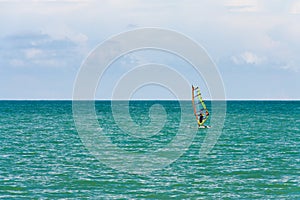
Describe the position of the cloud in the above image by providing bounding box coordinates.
[126,24,139,29]
[226,0,261,12]
[280,62,299,72]
[290,1,300,14]
[0,31,86,68]
[224,0,300,14]
[41,25,88,45]
[231,51,265,65]
[241,52,264,65]
[24,48,43,59]
[0,0,91,4]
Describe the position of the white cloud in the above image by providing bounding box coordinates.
[24,48,43,59]
[0,0,91,3]
[224,0,300,14]
[279,61,299,72]
[226,0,261,12]
[231,51,265,65]
[42,25,88,46]
[290,1,300,14]
[0,31,86,69]
[242,52,264,65]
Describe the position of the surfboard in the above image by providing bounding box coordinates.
[198,125,211,129]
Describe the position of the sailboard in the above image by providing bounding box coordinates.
[192,85,210,128]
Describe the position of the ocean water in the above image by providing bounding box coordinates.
[0,100,299,199]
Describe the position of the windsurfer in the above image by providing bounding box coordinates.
[199,113,204,124]
[192,85,210,128]
[199,111,209,128]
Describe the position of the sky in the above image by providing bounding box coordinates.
[0,0,299,100]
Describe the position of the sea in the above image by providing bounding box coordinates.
[0,100,299,199]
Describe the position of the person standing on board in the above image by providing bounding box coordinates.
[199,113,204,125]
[199,110,209,128]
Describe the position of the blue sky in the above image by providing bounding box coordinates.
[0,0,299,100]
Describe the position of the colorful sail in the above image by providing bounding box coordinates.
[192,85,209,126]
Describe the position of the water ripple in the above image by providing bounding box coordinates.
[0,101,299,199]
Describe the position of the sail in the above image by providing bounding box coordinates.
[192,85,209,126]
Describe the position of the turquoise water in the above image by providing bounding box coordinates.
[0,101,299,199]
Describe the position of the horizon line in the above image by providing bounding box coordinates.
[0,99,299,101]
